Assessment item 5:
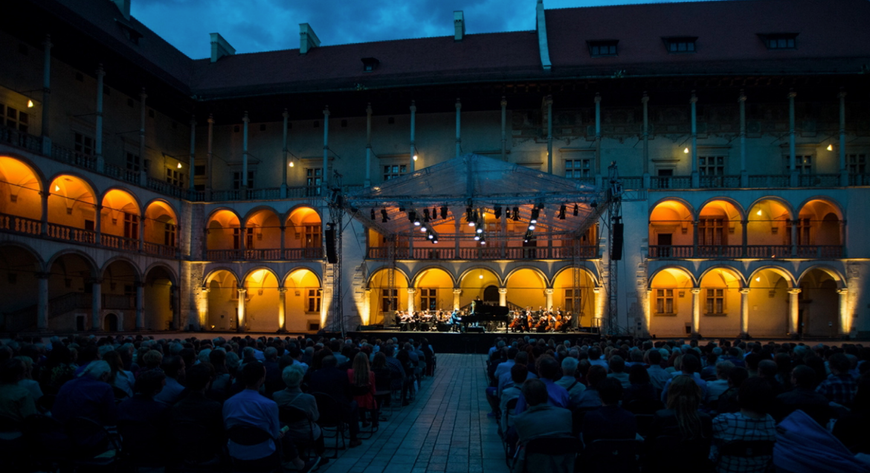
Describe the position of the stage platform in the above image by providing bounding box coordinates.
[347,328,599,354]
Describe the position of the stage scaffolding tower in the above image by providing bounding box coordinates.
[605,162,624,336]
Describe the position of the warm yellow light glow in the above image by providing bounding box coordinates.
[289,161,294,167]
[177,162,182,169]
[755,277,761,282]
[756,210,762,216]
[54,185,60,192]
[27,100,34,108]
[479,274,484,279]
[684,147,689,154]
[827,144,834,151]
[413,154,418,161]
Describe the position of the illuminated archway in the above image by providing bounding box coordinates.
[746,199,791,257]
[206,210,241,260]
[283,268,323,331]
[797,199,843,257]
[747,267,793,337]
[413,267,455,312]
[552,267,597,327]
[648,267,694,337]
[798,267,843,337]
[458,267,501,309]
[697,200,743,258]
[101,189,140,251]
[205,269,240,331]
[0,244,42,331]
[101,258,139,331]
[47,175,97,243]
[698,267,743,337]
[285,207,322,259]
[243,268,280,332]
[367,268,410,325]
[46,251,98,332]
[505,268,548,310]
[245,208,281,260]
[143,201,178,256]
[649,200,693,258]
[144,265,176,331]
[0,156,42,226]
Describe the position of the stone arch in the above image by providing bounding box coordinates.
[796,196,844,221]
[285,206,323,251]
[797,266,845,337]
[698,266,745,337]
[244,207,282,257]
[647,265,697,289]
[143,200,179,254]
[411,265,457,288]
[366,266,411,288]
[458,267,502,309]
[100,256,143,282]
[367,267,410,325]
[551,265,600,287]
[698,197,745,221]
[282,267,324,332]
[698,265,746,288]
[243,268,281,332]
[204,268,242,331]
[411,266,456,313]
[504,266,549,288]
[0,241,45,271]
[0,243,45,331]
[648,265,696,337]
[206,209,243,256]
[0,154,45,221]
[649,199,695,255]
[47,174,99,240]
[99,186,142,216]
[504,267,549,310]
[144,263,179,331]
[143,262,179,285]
[282,267,323,288]
[242,266,281,287]
[203,267,241,286]
[746,198,794,256]
[458,266,504,288]
[46,249,99,279]
[747,196,795,221]
[797,265,846,289]
[649,197,695,219]
[747,266,795,337]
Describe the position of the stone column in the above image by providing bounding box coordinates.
[594,286,605,328]
[409,100,417,172]
[242,111,250,197]
[407,288,416,313]
[322,106,330,194]
[94,203,102,245]
[138,210,144,252]
[692,220,698,257]
[547,95,554,174]
[642,92,649,177]
[282,108,289,196]
[91,278,103,331]
[741,220,748,257]
[94,65,105,172]
[739,90,748,187]
[138,88,147,186]
[237,288,247,332]
[453,288,461,310]
[691,288,701,334]
[189,115,196,191]
[839,89,849,186]
[788,90,798,187]
[788,288,801,335]
[455,98,462,159]
[739,288,750,335]
[41,35,52,155]
[365,103,372,186]
[135,281,145,330]
[239,221,246,259]
[545,288,554,311]
[364,288,372,325]
[36,272,49,331]
[499,287,507,307]
[206,114,214,198]
[838,288,849,337]
[500,97,507,161]
[40,190,48,236]
[278,287,288,332]
[790,219,798,256]
[690,91,698,188]
[279,225,286,258]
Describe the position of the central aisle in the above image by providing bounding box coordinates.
[318,353,507,473]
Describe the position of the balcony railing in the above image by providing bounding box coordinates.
[799,174,840,187]
[745,245,791,258]
[0,125,42,153]
[748,175,789,188]
[51,143,97,170]
[367,245,598,260]
[244,248,283,260]
[101,234,139,251]
[650,176,691,189]
[649,244,844,259]
[796,245,843,258]
[699,175,741,189]
[697,245,743,258]
[0,213,41,236]
[143,241,177,258]
[204,247,323,261]
[648,245,694,258]
[283,248,324,260]
[102,294,134,309]
[47,222,95,244]
[206,249,243,261]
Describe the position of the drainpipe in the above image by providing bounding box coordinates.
[365,103,372,186]
[690,90,698,188]
[41,35,52,154]
[409,100,416,171]
[455,98,462,159]
[95,64,105,172]
[501,97,507,161]
[281,108,289,197]
[739,90,748,187]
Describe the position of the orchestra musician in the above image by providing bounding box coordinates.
[448,309,462,332]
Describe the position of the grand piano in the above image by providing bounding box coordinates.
[461,303,511,332]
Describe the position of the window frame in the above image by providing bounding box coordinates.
[655,288,675,315]
[705,288,726,316]
[662,36,698,54]
[586,40,619,57]
[759,33,798,50]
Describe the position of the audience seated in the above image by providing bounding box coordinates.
[273,363,327,464]
[348,352,379,429]
[773,365,831,426]
[623,364,656,405]
[309,355,361,447]
[645,375,713,472]
[555,356,586,405]
[581,377,637,446]
[0,358,37,421]
[606,355,631,389]
[711,377,777,473]
[816,353,858,408]
[512,378,573,443]
[515,356,569,413]
[52,360,116,426]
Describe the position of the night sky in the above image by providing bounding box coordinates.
[130,0,718,59]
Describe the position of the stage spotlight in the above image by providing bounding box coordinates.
[480,237,486,245]
[529,224,536,231]
[476,227,483,234]
[420,224,427,232]
[513,207,520,221]
[370,209,376,220]
[399,203,406,212]
[381,209,389,223]
[433,238,438,244]
[414,217,421,227]
[573,204,579,216]
[409,209,417,222]
[440,206,448,219]
[423,209,430,222]
[530,208,539,224]
[591,201,598,209]
[474,234,480,241]
[494,206,502,219]
[428,232,434,239]
[432,206,438,218]
[558,204,566,220]
[466,206,473,221]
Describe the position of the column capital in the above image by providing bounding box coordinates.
[498,287,508,294]
[500,96,507,108]
[237,287,247,295]
[89,278,103,285]
[190,115,197,126]
[139,87,147,101]
[838,89,847,99]
[366,103,372,115]
[690,288,701,295]
[787,288,801,295]
[738,90,747,102]
[455,98,462,110]
[641,91,649,104]
[837,288,849,295]
[739,288,751,295]
[323,105,330,117]
[410,100,416,113]
[277,287,288,294]
[96,63,105,77]
[282,108,289,119]
[593,92,600,104]
[134,281,146,288]
[593,286,602,294]
[43,34,53,49]
[544,288,555,295]
[201,287,210,294]
[407,288,417,294]
[690,90,698,103]
[35,272,50,279]
[787,89,797,99]
[242,111,249,123]
[453,288,462,295]
[207,113,214,125]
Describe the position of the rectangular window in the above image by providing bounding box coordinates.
[705,288,725,315]
[306,168,322,196]
[565,159,592,179]
[194,165,206,176]
[699,156,725,176]
[382,289,398,312]
[0,103,28,133]
[307,289,321,313]
[847,154,866,174]
[656,289,675,314]
[698,218,726,246]
[420,288,437,311]
[664,37,697,53]
[565,289,581,311]
[126,152,140,173]
[166,168,184,187]
[123,213,139,239]
[164,223,176,247]
[784,155,813,174]
[303,224,321,248]
[588,40,618,57]
[383,164,406,181]
[74,132,94,156]
[232,171,254,190]
[761,33,797,50]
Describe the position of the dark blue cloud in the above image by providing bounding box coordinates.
[131,0,715,58]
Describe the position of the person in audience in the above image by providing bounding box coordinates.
[581,377,636,446]
[512,378,572,443]
[607,355,631,389]
[645,375,713,472]
[13,355,43,403]
[384,342,411,406]
[116,369,171,461]
[273,363,327,466]
[773,364,831,426]
[816,352,857,407]
[712,377,777,473]
[514,355,569,413]
[555,356,586,405]
[499,351,536,397]
[0,358,37,421]
[757,359,785,396]
[103,350,135,399]
[154,355,186,405]
[499,363,528,438]
[348,352,378,428]
[170,363,224,455]
[717,367,748,415]
[309,355,362,448]
[661,353,707,404]
[574,365,607,408]
[624,364,656,406]
[41,343,76,391]
[645,349,671,397]
[52,360,116,426]
[223,361,316,472]
[832,373,870,455]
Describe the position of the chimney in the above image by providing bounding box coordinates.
[209,33,235,63]
[299,23,321,55]
[454,11,465,42]
[111,0,131,20]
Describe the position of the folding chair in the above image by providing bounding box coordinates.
[312,392,347,458]
[512,434,581,473]
[225,423,281,472]
[22,413,70,471]
[580,438,641,473]
[118,419,168,469]
[349,384,378,439]
[500,397,519,462]
[65,416,122,471]
[0,415,27,471]
[170,421,223,471]
[373,367,393,420]
[279,406,316,461]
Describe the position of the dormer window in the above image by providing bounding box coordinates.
[115,17,142,45]
[759,33,797,50]
[587,40,618,57]
[663,37,697,53]
[361,57,380,72]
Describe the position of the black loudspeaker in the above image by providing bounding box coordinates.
[466,326,485,333]
[611,222,624,260]
[325,225,337,263]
